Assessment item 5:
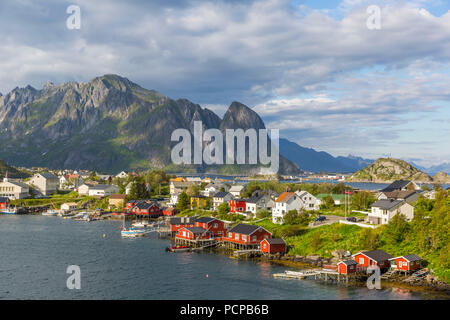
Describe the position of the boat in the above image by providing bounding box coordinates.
[1,207,18,214]
[121,227,147,238]
[42,209,59,216]
[165,245,191,253]
[132,220,152,228]
[412,268,429,277]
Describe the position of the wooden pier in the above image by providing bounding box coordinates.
[273,268,364,286]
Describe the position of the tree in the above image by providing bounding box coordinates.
[217,202,230,216]
[320,195,335,209]
[384,213,410,244]
[358,228,379,250]
[256,209,271,219]
[127,179,149,200]
[176,192,190,211]
[187,184,200,197]
[283,210,300,225]
[351,191,375,210]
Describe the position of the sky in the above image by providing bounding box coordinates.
[0,0,449,167]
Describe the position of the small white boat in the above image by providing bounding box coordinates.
[121,227,147,238]
[42,209,59,216]
[2,207,18,214]
[132,220,152,228]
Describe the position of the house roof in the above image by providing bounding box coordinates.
[110,194,126,200]
[354,250,393,262]
[229,223,267,235]
[381,180,412,192]
[275,192,295,203]
[183,227,208,234]
[0,197,9,203]
[370,199,405,210]
[38,172,58,180]
[262,238,286,245]
[229,185,244,191]
[90,184,116,190]
[213,191,231,198]
[389,254,422,262]
[338,260,358,266]
[169,217,197,225]
[382,190,417,200]
[134,201,157,209]
[196,217,217,224]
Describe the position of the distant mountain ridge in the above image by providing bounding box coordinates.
[279,138,373,173]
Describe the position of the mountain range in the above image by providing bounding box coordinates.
[0,74,299,174]
[0,74,447,175]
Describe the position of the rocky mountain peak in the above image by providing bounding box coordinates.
[220,101,266,130]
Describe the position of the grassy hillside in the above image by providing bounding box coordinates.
[0,159,29,178]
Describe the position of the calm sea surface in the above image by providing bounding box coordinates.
[0,215,448,300]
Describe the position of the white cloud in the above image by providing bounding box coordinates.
[0,0,449,164]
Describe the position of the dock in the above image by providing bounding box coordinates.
[273,268,364,285]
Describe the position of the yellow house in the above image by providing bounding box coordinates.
[109,194,126,209]
[190,196,208,209]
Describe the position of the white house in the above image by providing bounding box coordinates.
[245,194,275,215]
[88,184,119,198]
[28,172,59,196]
[77,184,93,196]
[229,185,245,197]
[60,202,78,212]
[272,192,303,224]
[0,175,30,200]
[170,193,180,206]
[125,182,133,195]
[201,183,229,197]
[368,199,414,225]
[296,190,320,211]
[212,192,233,211]
[116,171,128,179]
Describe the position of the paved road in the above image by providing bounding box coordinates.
[308,215,344,228]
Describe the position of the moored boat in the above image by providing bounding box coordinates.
[2,207,18,214]
[121,227,147,238]
[165,245,191,253]
[42,209,59,216]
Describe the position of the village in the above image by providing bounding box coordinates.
[0,168,448,291]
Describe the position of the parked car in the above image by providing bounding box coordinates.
[315,216,326,222]
[346,217,357,222]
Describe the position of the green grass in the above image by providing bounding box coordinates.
[284,224,362,257]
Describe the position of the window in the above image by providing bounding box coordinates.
[214,223,218,228]
[235,234,239,240]
[359,258,364,264]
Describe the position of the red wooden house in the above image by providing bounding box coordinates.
[131,201,162,217]
[352,250,393,270]
[126,200,139,210]
[388,255,422,272]
[260,238,286,255]
[195,217,227,238]
[228,199,246,214]
[223,223,271,248]
[337,260,358,274]
[0,197,10,209]
[162,207,178,216]
[175,227,212,241]
[169,217,197,233]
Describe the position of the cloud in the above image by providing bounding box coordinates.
[0,0,449,165]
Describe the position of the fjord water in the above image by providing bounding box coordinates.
[0,215,445,300]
